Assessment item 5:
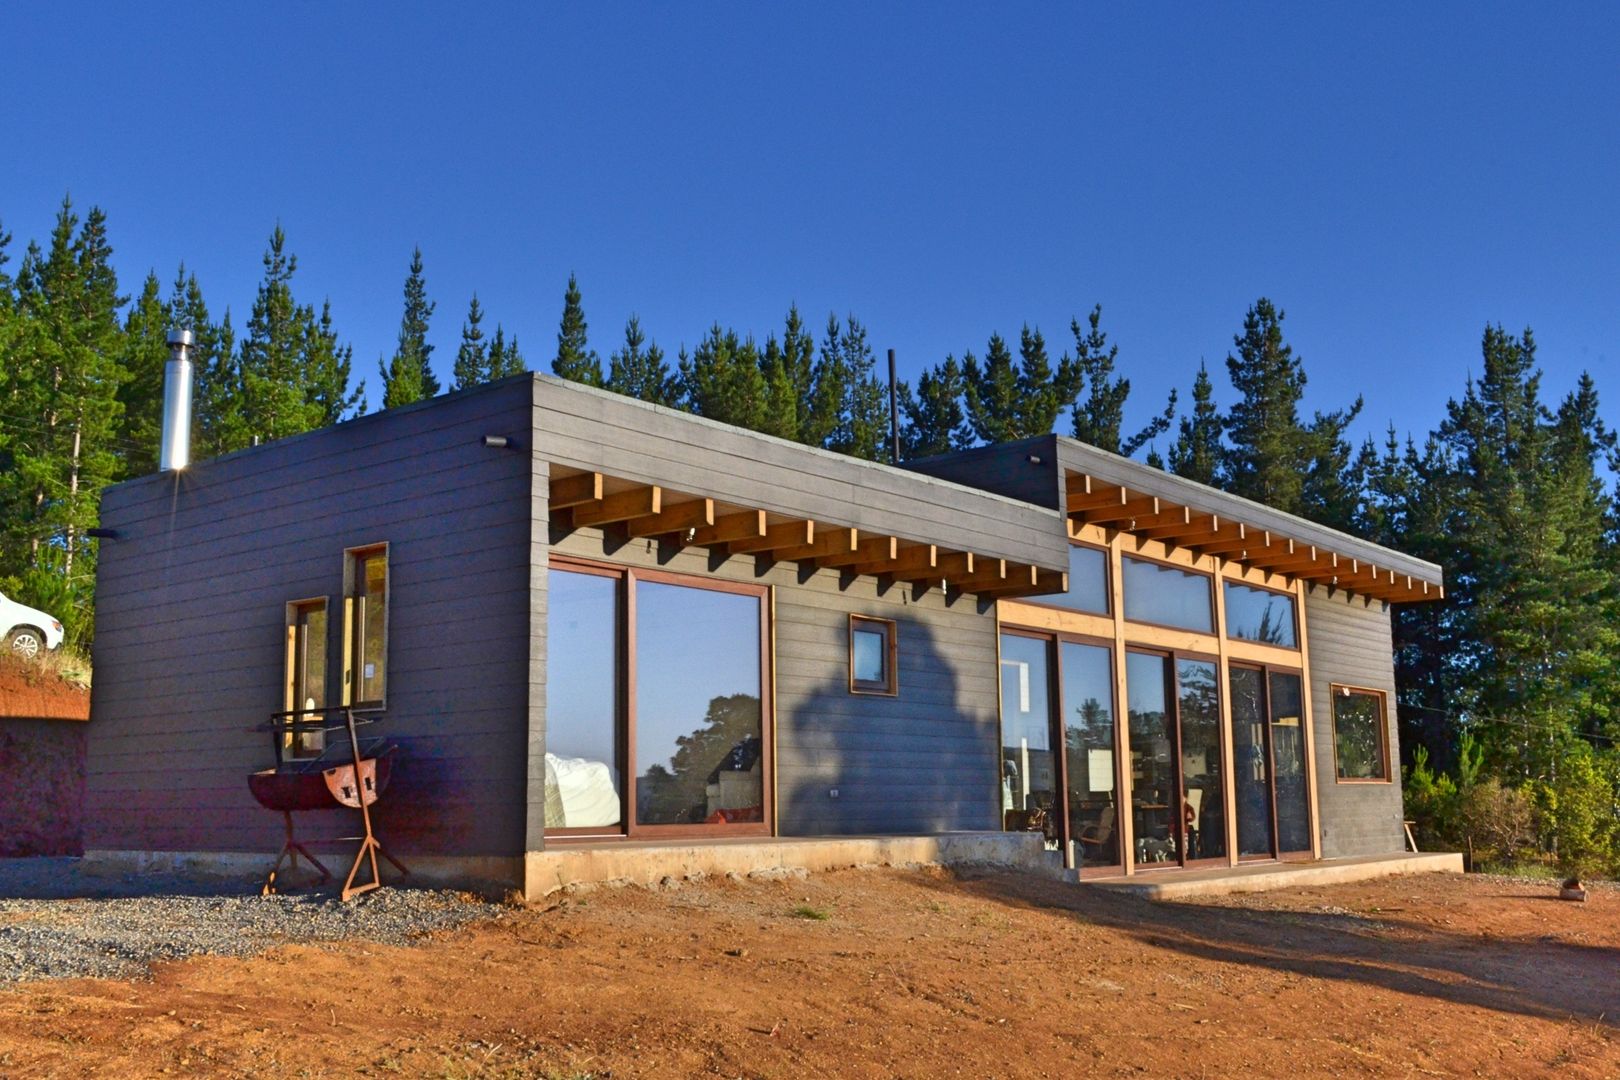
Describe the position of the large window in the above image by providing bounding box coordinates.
[546,562,770,836]
[1331,685,1390,781]
[1060,640,1119,868]
[1126,651,1226,866]
[999,633,1056,842]
[1230,665,1312,858]
[344,545,388,708]
[1224,582,1297,648]
[283,598,328,760]
[1030,544,1110,615]
[1121,556,1213,633]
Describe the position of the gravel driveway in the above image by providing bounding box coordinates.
[0,858,507,985]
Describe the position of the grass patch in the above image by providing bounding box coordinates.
[790,904,831,921]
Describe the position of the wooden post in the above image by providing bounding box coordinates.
[1109,532,1135,876]
[1295,579,1324,861]
[1212,558,1239,866]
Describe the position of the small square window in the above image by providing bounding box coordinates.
[1331,685,1390,782]
[849,615,897,696]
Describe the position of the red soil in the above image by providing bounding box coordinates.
[0,655,90,721]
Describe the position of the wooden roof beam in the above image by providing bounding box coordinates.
[625,498,715,539]
[1131,506,1193,538]
[977,565,1064,599]
[549,471,603,509]
[949,558,1009,594]
[1067,483,1128,514]
[728,519,815,555]
[571,485,661,527]
[778,526,859,563]
[821,534,898,569]
[690,509,767,547]
[1081,495,1160,527]
[868,544,937,578]
[890,550,972,583]
[1253,546,1331,574]
[1192,525,1253,558]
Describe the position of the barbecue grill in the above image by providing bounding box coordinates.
[248,706,408,900]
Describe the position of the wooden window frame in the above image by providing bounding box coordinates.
[1125,645,1229,871]
[1222,579,1300,650]
[546,554,775,841]
[848,615,898,696]
[282,596,329,762]
[1227,660,1313,862]
[1018,540,1112,617]
[342,543,390,710]
[1328,683,1392,783]
[1120,553,1217,636]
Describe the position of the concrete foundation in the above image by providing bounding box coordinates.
[1084,851,1464,900]
[522,831,1061,899]
[81,849,523,894]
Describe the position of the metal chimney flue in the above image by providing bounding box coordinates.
[160,328,195,472]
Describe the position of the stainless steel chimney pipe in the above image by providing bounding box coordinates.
[159,328,195,472]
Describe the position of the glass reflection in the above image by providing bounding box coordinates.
[1178,659,1225,861]
[1061,641,1118,868]
[1122,557,1213,632]
[1224,582,1297,647]
[634,581,763,826]
[1270,672,1311,852]
[1230,666,1274,857]
[1127,652,1177,865]
[1000,634,1057,845]
[545,571,623,829]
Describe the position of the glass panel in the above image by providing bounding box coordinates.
[1333,689,1388,780]
[1060,640,1118,868]
[357,552,387,703]
[1122,557,1213,632]
[635,581,763,826]
[1177,659,1226,860]
[1269,672,1312,851]
[1126,652,1177,865]
[1230,666,1273,857]
[1224,582,1297,647]
[1038,545,1110,614]
[999,634,1057,845]
[545,571,623,829]
[852,627,886,684]
[291,604,327,758]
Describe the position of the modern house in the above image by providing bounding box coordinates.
[86,370,1443,897]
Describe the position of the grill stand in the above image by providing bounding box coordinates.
[336,709,408,900]
[262,811,335,895]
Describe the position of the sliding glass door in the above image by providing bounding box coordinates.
[1127,650,1226,868]
[1230,663,1312,859]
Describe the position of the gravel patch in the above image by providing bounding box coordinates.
[0,858,508,986]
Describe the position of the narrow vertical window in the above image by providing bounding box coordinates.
[344,545,389,708]
[849,615,897,695]
[283,598,328,759]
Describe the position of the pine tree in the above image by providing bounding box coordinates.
[1068,305,1174,455]
[1222,298,1310,512]
[962,327,1079,444]
[805,314,850,450]
[452,295,488,391]
[761,305,818,443]
[606,315,675,406]
[825,315,887,460]
[552,272,602,386]
[4,198,127,644]
[677,325,767,429]
[1168,362,1223,485]
[236,226,359,445]
[381,247,436,407]
[116,272,170,476]
[1299,397,1365,532]
[487,325,526,380]
[899,355,969,459]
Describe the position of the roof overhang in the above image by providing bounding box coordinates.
[534,377,1072,599]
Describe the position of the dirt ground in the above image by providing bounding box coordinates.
[0,868,1613,1079]
[0,655,90,721]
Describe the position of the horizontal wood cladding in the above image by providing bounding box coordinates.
[1304,586,1406,858]
[87,381,537,861]
[550,526,1002,836]
[532,376,1068,573]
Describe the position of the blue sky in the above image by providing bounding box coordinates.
[4,5,1617,454]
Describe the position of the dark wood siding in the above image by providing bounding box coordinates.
[905,435,1063,510]
[87,380,537,859]
[1305,586,1406,857]
[548,527,1001,836]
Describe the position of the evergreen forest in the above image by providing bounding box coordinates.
[2,197,1615,876]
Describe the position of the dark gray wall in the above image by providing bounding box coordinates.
[87,379,536,859]
[549,526,1001,835]
[905,436,1063,512]
[1305,586,1406,857]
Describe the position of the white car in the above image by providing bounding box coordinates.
[0,591,64,660]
